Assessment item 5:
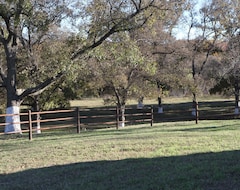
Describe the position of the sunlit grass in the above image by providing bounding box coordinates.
[1,120,239,172]
[0,119,239,189]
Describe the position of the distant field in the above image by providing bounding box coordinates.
[0,119,239,190]
[69,97,186,107]
[70,96,234,108]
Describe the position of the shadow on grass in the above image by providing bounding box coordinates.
[0,150,239,190]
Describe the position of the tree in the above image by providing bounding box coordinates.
[210,35,240,113]
[151,36,190,113]
[127,0,189,113]
[88,32,156,127]
[0,0,71,133]
[178,1,223,122]
[207,0,240,114]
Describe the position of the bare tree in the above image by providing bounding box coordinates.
[181,1,222,123]
[209,0,240,113]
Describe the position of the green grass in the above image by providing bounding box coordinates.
[0,119,240,190]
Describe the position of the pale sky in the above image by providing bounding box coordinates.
[173,0,207,40]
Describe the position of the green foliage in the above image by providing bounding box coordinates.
[210,76,235,96]
[0,0,75,114]
[17,38,74,109]
[209,33,240,97]
[88,32,156,105]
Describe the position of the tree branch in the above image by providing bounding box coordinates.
[130,0,141,10]
[18,72,64,102]
[152,49,175,55]
[112,82,121,107]
[71,1,159,60]
[0,66,6,87]
[198,37,218,75]
[126,68,136,91]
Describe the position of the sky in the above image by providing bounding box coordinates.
[173,0,207,40]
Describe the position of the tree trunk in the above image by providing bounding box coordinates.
[4,45,22,134]
[117,105,125,128]
[192,93,199,124]
[157,82,163,113]
[5,105,21,134]
[191,55,198,124]
[158,97,163,113]
[234,78,239,115]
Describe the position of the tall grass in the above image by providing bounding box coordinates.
[0,119,239,190]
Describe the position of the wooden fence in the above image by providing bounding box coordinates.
[1,100,239,140]
[0,106,154,140]
[152,100,239,123]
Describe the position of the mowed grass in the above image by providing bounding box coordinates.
[0,119,240,190]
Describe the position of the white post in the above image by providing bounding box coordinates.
[158,107,163,113]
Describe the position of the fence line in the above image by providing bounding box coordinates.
[0,106,154,140]
[1,102,237,140]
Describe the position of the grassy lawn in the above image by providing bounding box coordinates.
[0,119,240,190]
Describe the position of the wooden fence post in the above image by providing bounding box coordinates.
[76,107,80,134]
[151,106,153,127]
[195,101,199,124]
[28,110,33,140]
[116,106,119,130]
